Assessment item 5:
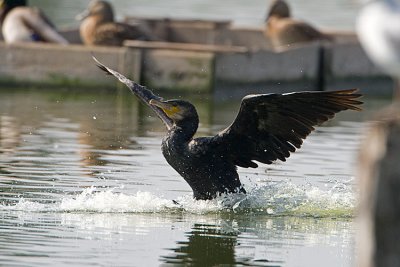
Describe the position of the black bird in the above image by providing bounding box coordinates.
[93,57,362,200]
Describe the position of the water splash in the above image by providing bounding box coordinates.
[0,181,356,217]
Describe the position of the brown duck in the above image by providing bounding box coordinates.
[78,0,157,46]
[265,0,332,48]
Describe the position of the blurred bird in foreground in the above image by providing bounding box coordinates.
[357,0,400,76]
[357,1,400,266]
[77,0,158,46]
[357,0,400,99]
[0,0,68,44]
[264,0,332,49]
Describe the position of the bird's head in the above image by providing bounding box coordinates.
[266,0,290,20]
[76,0,114,22]
[149,99,198,124]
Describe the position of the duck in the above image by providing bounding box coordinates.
[265,0,332,48]
[0,0,68,44]
[77,0,158,46]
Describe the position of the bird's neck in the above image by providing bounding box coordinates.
[169,117,199,143]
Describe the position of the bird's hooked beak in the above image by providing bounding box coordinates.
[149,99,180,117]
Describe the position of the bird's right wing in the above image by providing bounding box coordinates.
[93,56,173,129]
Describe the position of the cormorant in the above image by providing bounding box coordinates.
[93,56,362,200]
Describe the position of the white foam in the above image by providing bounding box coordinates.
[0,181,357,217]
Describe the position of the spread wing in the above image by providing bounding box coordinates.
[213,89,362,168]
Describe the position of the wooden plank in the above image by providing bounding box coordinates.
[124,40,248,53]
[124,16,232,29]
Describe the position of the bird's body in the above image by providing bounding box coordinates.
[265,0,331,48]
[93,57,362,200]
[78,0,156,46]
[162,123,245,200]
[0,1,68,44]
[267,17,329,47]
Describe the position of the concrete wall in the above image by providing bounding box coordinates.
[324,41,393,95]
[0,42,140,88]
[215,42,320,85]
[141,49,214,93]
[327,41,386,79]
[0,34,394,97]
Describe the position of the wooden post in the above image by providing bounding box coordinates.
[357,105,400,267]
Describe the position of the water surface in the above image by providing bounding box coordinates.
[0,88,390,266]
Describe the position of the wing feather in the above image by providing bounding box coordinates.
[213,89,362,168]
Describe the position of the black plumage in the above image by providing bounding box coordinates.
[93,57,362,200]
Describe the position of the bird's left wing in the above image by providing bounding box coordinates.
[211,89,362,168]
[93,56,173,129]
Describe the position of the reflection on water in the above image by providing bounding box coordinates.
[1,211,354,267]
[162,222,240,266]
[0,88,391,266]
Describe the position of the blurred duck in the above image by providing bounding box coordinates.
[356,2,400,266]
[0,0,68,44]
[265,0,332,48]
[77,0,157,46]
[357,0,400,98]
